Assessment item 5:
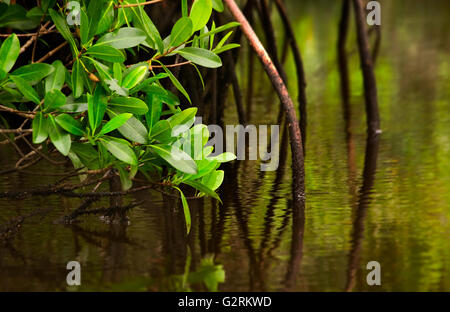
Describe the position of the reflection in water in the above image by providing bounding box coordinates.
[1,0,450,291]
[345,134,380,292]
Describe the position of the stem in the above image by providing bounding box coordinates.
[223,0,305,198]
[115,0,164,9]
[352,0,381,134]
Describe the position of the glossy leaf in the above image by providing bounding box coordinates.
[198,22,240,39]
[177,47,222,68]
[55,113,84,136]
[98,113,132,136]
[145,93,163,131]
[152,144,198,175]
[128,3,164,53]
[175,187,191,234]
[32,112,49,144]
[10,75,40,104]
[190,0,213,31]
[44,89,66,111]
[86,45,125,63]
[97,27,147,49]
[212,0,224,12]
[168,107,198,129]
[80,9,90,46]
[122,65,148,89]
[108,110,148,144]
[154,61,191,104]
[48,9,78,54]
[170,17,193,47]
[202,169,224,191]
[101,137,138,165]
[72,60,84,98]
[88,86,107,133]
[109,96,148,115]
[45,60,66,92]
[95,1,114,35]
[48,115,71,156]
[0,33,20,74]
[11,63,54,85]
[183,180,221,202]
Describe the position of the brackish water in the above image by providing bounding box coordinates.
[0,0,449,291]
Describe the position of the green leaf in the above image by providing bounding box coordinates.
[45,60,66,92]
[108,110,148,144]
[129,72,169,94]
[87,0,105,39]
[215,30,233,50]
[10,75,40,104]
[151,144,198,175]
[202,170,224,191]
[122,65,148,89]
[60,95,88,113]
[32,112,48,144]
[145,93,163,132]
[44,89,66,111]
[11,63,54,85]
[96,1,114,35]
[113,63,123,85]
[71,142,101,170]
[0,4,39,30]
[168,107,198,128]
[55,113,84,136]
[97,27,147,49]
[190,0,213,32]
[142,84,180,106]
[208,152,236,163]
[213,43,240,55]
[170,17,193,47]
[88,86,107,133]
[99,113,132,136]
[109,96,148,115]
[183,180,221,202]
[72,60,84,98]
[185,159,218,181]
[86,44,125,63]
[150,119,172,142]
[154,60,191,104]
[101,137,138,165]
[212,0,224,12]
[41,0,56,13]
[175,187,191,234]
[48,9,78,54]
[48,115,71,156]
[177,47,222,68]
[80,9,90,46]
[0,33,20,74]
[127,3,164,53]
[198,22,240,39]
[117,165,132,191]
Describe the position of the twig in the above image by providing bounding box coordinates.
[151,61,192,68]
[32,16,47,63]
[19,21,51,54]
[0,105,35,119]
[0,29,56,38]
[223,0,305,198]
[115,0,164,9]
[36,41,68,64]
[0,129,32,134]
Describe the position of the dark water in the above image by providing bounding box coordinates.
[1,0,449,291]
